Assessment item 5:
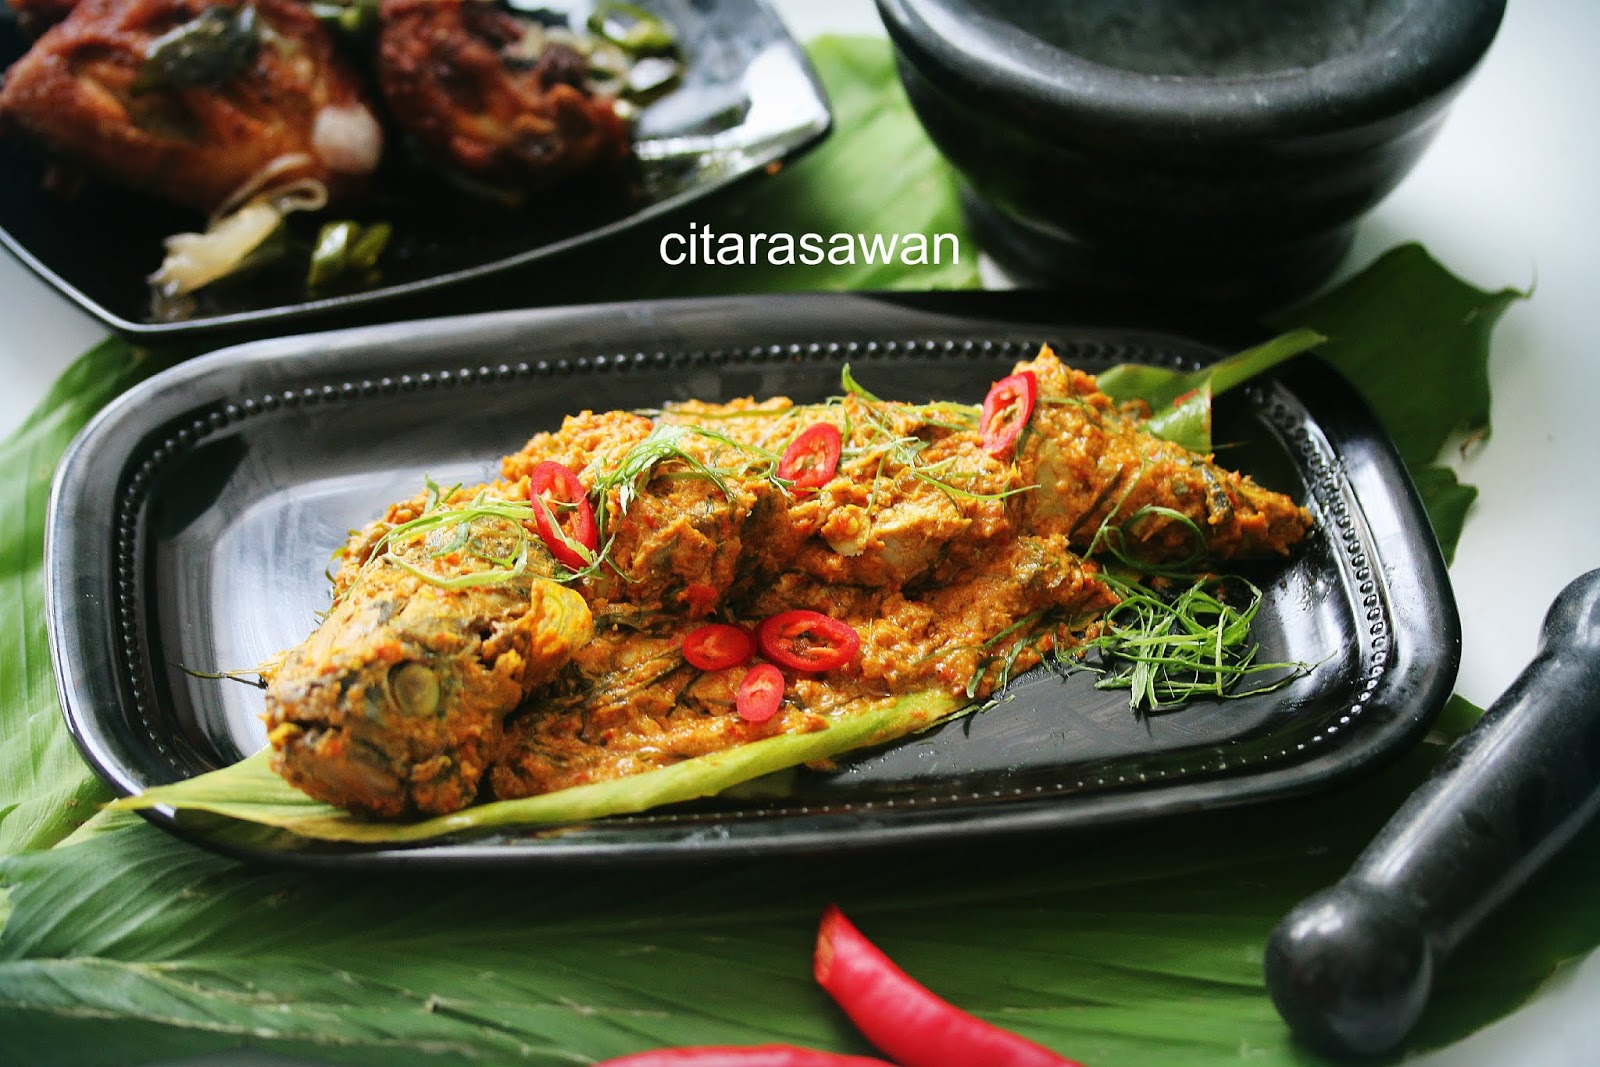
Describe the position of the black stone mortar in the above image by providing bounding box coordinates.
[876,0,1506,311]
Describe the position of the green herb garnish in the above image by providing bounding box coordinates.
[1064,574,1311,712]
[589,423,777,529]
[347,484,543,596]
[839,364,1033,503]
[307,220,392,297]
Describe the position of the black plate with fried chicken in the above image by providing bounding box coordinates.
[0,0,829,335]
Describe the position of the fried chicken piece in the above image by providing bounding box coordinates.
[0,0,382,213]
[376,0,629,191]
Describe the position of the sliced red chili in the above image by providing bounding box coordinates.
[593,1045,893,1066]
[527,460,598,570]
[682,623,754,672]
[737,663,785,723]
[979,370,1038,457]
[778,423,843,492]
[757,610,861,673]
[814,905,1083,1067]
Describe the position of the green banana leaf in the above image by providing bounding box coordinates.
[6,699,1600,1067]
[109,691,961,843]
[0,33,1558,1067]
[0,339,174,856]
[1270,243,1524,562]
[1097,327,1328,453]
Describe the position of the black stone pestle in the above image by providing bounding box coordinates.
[1265,568,1600,1056]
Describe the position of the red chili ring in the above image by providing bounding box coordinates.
[756,610,861,673]
[682,623,755,672]
[778,423,843,493]
[979,370,1038,457]
[527,460,598,570]
[737,663,785,723]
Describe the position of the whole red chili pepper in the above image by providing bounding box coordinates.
[814,904,1085,1067]
[592,1045,893,1067]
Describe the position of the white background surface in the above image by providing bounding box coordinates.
[3,0,1598,1064]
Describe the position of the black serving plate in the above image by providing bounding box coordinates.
[45,291,1459,868]
[0,0,828,340]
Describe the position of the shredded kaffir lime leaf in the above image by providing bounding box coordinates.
[1063,574,1312,712]
[839,364,1033,504]
[344,484,543,596]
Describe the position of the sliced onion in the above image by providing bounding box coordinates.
[149,163,329,297]
[148,201,284,297]
[211,153,316,221]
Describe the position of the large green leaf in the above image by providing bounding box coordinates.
[108,690,962,843]
[1272,243,1523,561]
[1276,244,1517,467]
[5,699,1600,1067]
[0,340,171,855]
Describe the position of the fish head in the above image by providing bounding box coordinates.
[264,572,592,818]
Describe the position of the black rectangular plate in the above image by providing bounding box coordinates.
[0,0,828,340]
[45,291,1459,868]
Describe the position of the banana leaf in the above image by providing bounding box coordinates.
[0,33,1556,1067]
[1271,243,1523,562]
[6,699,1600,1067]
[0,339,174,855]
[1097,327,1327,453]
[109,691,961,843]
